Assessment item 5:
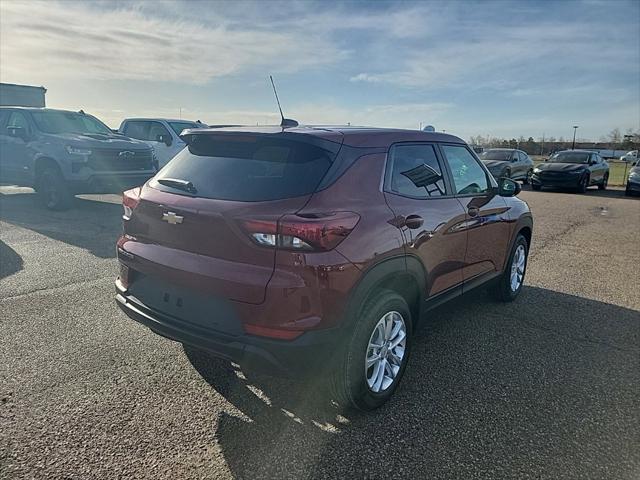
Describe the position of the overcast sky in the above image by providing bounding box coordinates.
[1,0,638,140]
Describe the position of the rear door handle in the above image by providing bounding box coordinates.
[405,215,424,229]
[468,207,479,218]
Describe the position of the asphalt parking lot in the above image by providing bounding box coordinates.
[1,185,638,480]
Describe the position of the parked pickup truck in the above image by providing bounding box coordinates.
[0,107,156,209]
[119,118,208,168]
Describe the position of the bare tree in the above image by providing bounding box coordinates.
[608,128,622,144]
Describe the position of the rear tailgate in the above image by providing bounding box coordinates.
[123,187,308,304]
[119,130,343,305]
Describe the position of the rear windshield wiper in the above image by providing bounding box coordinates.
[157,178,198,194]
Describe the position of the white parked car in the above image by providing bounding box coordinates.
[619,150,638,162]
[118,118,207,169]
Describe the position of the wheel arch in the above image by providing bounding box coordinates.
[33,156,61,188]
[345,255,426,333]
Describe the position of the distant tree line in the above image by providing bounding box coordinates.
[469,128,639,156]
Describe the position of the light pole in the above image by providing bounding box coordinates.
[572,125,579,150]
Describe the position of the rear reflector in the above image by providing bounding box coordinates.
[243,324,303,340]
[240,212,360,251]
[118,263,130,288]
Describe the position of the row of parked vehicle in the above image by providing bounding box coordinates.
[478,148,625,194]
[0,106,212,209]
[3,105,636,410]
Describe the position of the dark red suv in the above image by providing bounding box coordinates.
[115,126,532,410]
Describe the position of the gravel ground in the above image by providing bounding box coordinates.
[1,185,639,480]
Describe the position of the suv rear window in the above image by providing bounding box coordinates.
[151,134,336,201]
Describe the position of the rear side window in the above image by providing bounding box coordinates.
[388,144,446,198]
[152,135,336,201]
[441,145,490,195]
[123,121,149,140]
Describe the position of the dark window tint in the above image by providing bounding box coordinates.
[388,144,446,198]
[123,121,148,140]
[125,121,171,141]
[481,150,512,161]
[0,110,9,128]
[441,145,490,195]
[550,152,589,164]
[518,152,528,162]
[151,135,335,201]
[148,122,171,141]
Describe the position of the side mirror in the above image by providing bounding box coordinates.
[498,177,521,197]
[156,134,172,146]
[7,126,29,141]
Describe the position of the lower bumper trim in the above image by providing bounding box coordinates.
[115,283,341,377]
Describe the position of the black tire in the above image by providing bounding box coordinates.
[598,173,608,190]
[504,168,511,179]
[330,290,413,411]
[576,173,589,193]
[532,184,542,191]
[37,166,73,210]
[523,170,533,185]
[493,234,529,302]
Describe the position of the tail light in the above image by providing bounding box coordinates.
[240,212,360,251]
[122,187,141,220]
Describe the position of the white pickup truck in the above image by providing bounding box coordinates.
[118,118,207,168]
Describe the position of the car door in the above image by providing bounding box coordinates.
[439,144,512,286]
[383,143,468,297]
[0,110,32,184]
[516,151,529,179]
[0,109,10,182]
[122,120,171,169]
[589,153,605,184]
[147,121,180,168]
[509,150,521,178]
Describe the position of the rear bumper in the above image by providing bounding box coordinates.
[115,280,342,377]
[70,172,154,194]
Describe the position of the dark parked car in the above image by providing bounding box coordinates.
[115,125,533,410]
[626,160,640,196]
[0,107,155,209]
[480,148,534,183]
[531,150,609,193]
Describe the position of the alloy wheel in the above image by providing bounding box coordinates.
[365,311,407,393]
[510,244,526,292]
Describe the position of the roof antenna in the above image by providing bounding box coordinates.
[270,75,298,128]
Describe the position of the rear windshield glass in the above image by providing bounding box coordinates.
[151,135,336,201]
[481,150,512,161]
[550,152,589,163]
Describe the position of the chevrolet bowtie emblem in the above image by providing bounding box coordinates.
[162,212,184,225]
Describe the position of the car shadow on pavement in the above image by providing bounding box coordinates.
[531,187,638,200]
[185,286,639,479]
[0,191,122,259]
[0,240,23,280]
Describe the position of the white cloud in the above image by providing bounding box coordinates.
[0,0,346,85]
